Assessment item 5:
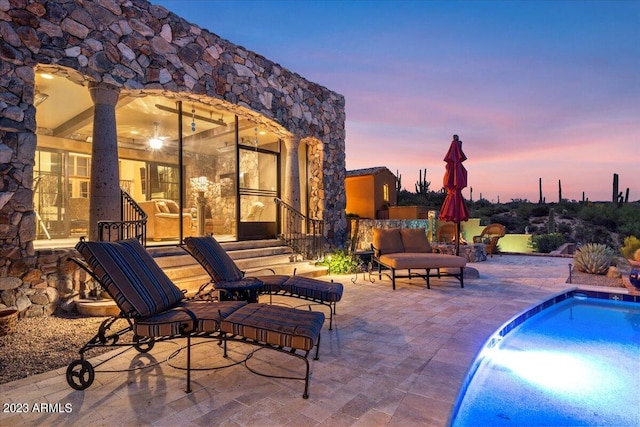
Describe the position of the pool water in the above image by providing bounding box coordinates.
[450,294,640,426]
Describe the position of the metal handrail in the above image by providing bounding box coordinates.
[97,190,147,244]
[274,197,323,259]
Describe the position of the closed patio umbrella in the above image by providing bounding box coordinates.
[439,134,469,256]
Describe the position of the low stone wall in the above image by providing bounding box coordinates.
[0,249,88,318]
[352,219,432,252]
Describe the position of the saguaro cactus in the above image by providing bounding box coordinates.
[415,168,430,195]
[558,179,562,203]
[613,173,619,203]
[539,177,543,204]
[395,169,402,193]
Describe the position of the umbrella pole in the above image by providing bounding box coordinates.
[455,222,460,256]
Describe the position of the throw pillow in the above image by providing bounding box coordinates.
[372,227,404,254]
[401,228,432,253]
[155,201,169,213]
[165,200,180,214]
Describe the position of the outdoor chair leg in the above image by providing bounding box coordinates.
[185,334,192,393]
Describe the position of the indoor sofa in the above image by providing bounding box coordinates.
[138,199,193,241]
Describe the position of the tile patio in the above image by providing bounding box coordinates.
[1,255,606,426]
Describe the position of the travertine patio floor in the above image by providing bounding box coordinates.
[0,255,615,426]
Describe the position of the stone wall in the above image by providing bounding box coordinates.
[0,248,85,316]
[0,0,346,317]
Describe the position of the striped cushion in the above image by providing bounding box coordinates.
[254,275,289,293]
[221,304,324,351]
[134,300,246,337]
[76,238,184,318]
[183,236,243,282]
[282,277,343,303]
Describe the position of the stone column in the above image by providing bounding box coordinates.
[88,83,121,241]
[283,136,301,212]
[283,136,301,235]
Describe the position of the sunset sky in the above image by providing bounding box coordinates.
[154,0,639,203]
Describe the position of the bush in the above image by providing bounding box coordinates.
[532,233,566,253]
[574,224,615,247]
[620,236,640,260]
[531,205,550,217]
[317,250,362,274]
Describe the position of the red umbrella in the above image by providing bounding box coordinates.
[439,135,469,255]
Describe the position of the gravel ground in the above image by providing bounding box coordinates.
[0,310,114,384]
[0,269,627,385]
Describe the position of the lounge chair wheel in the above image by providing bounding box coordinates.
[133,335,155,353]
[66,360,95,390]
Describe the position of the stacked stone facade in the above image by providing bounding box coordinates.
[0,0,346,317]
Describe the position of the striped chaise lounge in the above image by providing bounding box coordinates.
[183,236,344,330]
[69,237,325,398]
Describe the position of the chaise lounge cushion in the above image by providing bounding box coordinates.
[134,300,246,337]
[400,228,433,253]
[221,303,324,351]
[281,276,343,303]
[184,236,244,282]
[373,227,405,254]
[76,238,185,318]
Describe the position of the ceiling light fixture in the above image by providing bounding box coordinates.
[149,122,163,149]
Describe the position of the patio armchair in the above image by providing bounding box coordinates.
[473,223,506,257]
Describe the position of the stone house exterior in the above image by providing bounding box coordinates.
[0,0,346,317]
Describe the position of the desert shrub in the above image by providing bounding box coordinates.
[488,214,526,233]
[515,202,534,220]
[531,205,550,217]
[578,204,618,231]
[620,236,640,260]
[574,243,615,275]
[557,222,572,236]
[574,224,615,247]
[532,233,566,253]
[317,250,362,274]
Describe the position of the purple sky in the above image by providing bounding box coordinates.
[153,0,640,202]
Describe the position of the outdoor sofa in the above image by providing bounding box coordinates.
[371,227,467,289]
[183,236,344,330]
[67,238,324,398]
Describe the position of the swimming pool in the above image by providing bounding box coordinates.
[450,289,640,426]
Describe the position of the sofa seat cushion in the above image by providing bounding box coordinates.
[281,276,344,303]
[379,253,466,270]
[134,300,247,337]
[221,304,324,351]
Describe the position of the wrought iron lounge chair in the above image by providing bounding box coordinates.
[183,236,343,330]
[68,238,325,398]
